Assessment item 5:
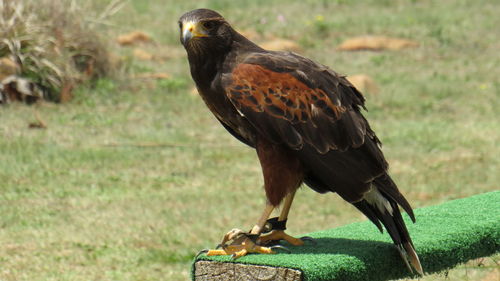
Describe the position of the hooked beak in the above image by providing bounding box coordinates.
[181,21,208,45]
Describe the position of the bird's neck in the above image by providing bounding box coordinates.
[188,52,224,89]
[187,30,262,89]
[231,31,263,53]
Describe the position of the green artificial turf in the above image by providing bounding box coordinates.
[194,191,500,281]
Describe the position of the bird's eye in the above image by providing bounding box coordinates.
[202,21,216,30]
[178,21,183,29]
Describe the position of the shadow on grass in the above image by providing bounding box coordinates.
[276,237,420,280]
[286,236,391,252]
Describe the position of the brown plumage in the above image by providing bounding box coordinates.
[179,8,423,274]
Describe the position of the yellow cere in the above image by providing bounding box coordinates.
[183,21,208,38]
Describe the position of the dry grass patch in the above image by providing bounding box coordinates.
[0,0,123,103]
[336,35,419,51]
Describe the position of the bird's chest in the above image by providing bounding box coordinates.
[198,87,230,120]
[197,86,256,144]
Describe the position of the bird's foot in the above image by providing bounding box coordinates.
[259,230,315,246]
[202,228,289,259]
[258,217,316,246]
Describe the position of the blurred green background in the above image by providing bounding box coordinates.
[0,0,498,280]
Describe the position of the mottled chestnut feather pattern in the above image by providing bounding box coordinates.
[179,8,422,274]
[228,64,345,122]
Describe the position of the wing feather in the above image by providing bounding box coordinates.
[223,54,368,153]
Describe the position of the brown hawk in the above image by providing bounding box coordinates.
[179,8,422,274]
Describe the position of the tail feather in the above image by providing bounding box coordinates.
[360,184,423,275]
[353,200,383,233]
[374,174,415,222]
[404,242,424,275]
[396,244,413,273]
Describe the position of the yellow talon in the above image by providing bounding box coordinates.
[259,230,305,246]
[253,245,274,254]
[232,249,249,259]
[202,228,279,258]
[204,238,276,257]
[206,249,230,256]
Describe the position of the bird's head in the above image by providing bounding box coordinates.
[178,9,233,56]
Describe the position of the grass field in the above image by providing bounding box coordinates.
[1,0,499,280]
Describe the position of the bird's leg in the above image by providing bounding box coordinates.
[259,190,315,246]
[204,203,284,258]
[250,202,275,235]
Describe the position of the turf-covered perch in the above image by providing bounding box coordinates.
[193,191,500,281]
